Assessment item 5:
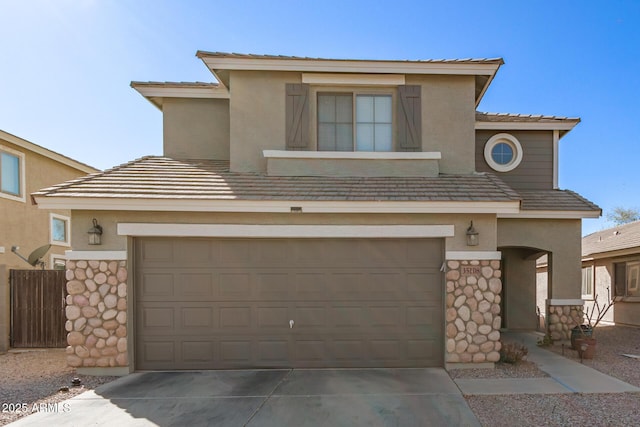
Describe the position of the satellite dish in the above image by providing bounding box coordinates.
[11,244,51,268]
[28,244,52,267]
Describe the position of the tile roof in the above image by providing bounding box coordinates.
[34,156,521,202]
[476,112,580,123]
[518,190,601,212]
[196,51,505,65]
[583,220,640,257]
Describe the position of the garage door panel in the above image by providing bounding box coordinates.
[135,237,443,369]
[219,272,251,298]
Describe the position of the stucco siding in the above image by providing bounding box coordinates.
[70,211,498,253]
[163,98,230,160]
[229,71,297,172]
[408,75,476,174]
[498,218,581,299]
[503,248,537,330]
[0,141,87,270]
[476,130,553,189]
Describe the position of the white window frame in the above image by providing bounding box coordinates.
[313,88,396,152]
[581,264,594,299]
[0,145,26,202]
[50,213,71,247]
[483,133,523,172]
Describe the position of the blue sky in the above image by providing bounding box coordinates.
[1,0,638,235]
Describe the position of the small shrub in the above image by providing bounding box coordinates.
[537,334,554,347]
[500,342,528,364]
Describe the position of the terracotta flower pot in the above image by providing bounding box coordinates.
[575,337,597,359]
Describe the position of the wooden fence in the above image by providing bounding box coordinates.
[10,269,67,348]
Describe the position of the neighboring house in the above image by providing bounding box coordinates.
[581,220,640,327]
[33,52,600,375]
[0,130,98,352]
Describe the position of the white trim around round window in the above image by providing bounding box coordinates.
[483,133,523,172]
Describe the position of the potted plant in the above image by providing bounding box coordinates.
[572,287,616,359]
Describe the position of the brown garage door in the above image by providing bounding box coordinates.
[135,237,443,370]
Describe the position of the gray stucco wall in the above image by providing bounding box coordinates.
[502,248,538,330]
[498,218,582,300]
[163,98,230,160]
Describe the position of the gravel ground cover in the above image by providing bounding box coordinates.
[546,324,640,387]
[0,349,117,426]
[460,325,640,427]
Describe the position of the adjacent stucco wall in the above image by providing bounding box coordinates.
[0,141,85,268]
[502,248,538,330]
[407,75,476,174]
[586,257,637,326]
[476,130,554,190]
[70,211,498,253]
[498,218,582,299]
[163,98,230,160]
[229,71,296,172]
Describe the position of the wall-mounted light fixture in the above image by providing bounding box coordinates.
[88,218,103,245]
[466,221,479,246]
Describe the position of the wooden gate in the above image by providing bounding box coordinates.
[10,269,67,348]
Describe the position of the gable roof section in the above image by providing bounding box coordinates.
[196,51,504,107]
[0,129,98,174]
[130,81,229,110]
[33,156,522,213]
[583,220,640,257]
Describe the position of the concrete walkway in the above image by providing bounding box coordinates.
[454,331,640,395]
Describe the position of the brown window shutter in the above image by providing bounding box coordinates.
[397,85,422,152]
[285,83,310,150]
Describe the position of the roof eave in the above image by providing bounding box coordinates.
[130,82,230,110]
[34,196,521,214]
[499,209,602,219]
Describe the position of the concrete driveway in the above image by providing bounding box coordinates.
[12,368,479,426]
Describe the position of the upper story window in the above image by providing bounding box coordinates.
[285,84,421,153]
[484,133,523,173]
[318,93,392,152]
[0,146,25,202]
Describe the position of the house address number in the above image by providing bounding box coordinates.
[461,266,481,276]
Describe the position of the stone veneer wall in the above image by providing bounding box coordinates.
[445,260,502,364]
[64,260,128,368]
[547,305,584,341]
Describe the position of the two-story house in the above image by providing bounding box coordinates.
[33,52,600,375]
[1,129,98,353]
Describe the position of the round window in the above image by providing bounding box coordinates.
[484,133,523,172]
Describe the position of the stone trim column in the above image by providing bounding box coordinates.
[547,303,584,341]
[65,260,128,368]
[445,260,502,364]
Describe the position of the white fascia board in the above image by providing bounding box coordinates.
[132,85,230,99]
[499,210,601,219]
[117,223,455,238]
[65,250,127,260]
[475,122,577,131]
[201,57,500,76]
[446,251,502,260]
[34,196,521,214]
[301,73,405,86]
[263,150,442,160]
